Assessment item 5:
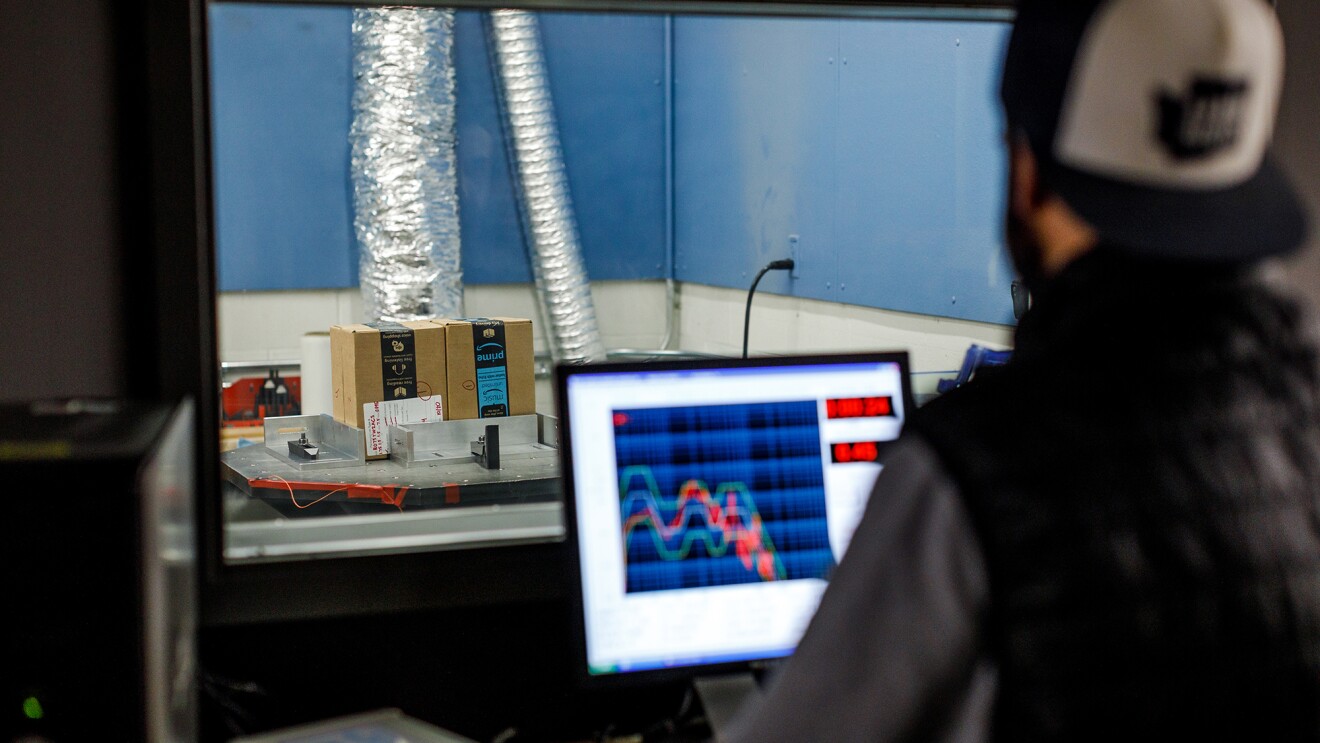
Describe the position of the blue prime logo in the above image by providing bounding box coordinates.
[476,343,505,363]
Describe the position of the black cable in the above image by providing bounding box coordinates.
[742,258,795,359]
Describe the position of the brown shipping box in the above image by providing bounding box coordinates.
[330,321,448,430]
[435,318,535,420]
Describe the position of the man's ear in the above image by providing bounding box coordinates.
[1009,135,1043,220]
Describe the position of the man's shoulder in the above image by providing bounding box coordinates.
[901,363,1057,494]
[908,366,1030,439]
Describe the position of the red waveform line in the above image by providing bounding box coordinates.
[622,477,785,581]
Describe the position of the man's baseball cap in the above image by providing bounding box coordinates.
[1001,0,1307,261]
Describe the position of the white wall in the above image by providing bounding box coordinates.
[678,284,1012,399]
[679,283,1011,370]
[218,289,362,364]
[217,280,671,364]
[218,281,673,416]
[219,280,1013,411]
[218,281,1009,367]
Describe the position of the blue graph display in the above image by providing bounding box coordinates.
[613,401,834,593]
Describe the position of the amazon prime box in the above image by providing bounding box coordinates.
[433,318,535,421]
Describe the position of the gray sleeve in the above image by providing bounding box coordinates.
[721,434,995,743]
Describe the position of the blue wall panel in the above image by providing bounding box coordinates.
[209,4,356,292]
[209,7,1012,324]
[452,10,527,285]
[673,16,1014,324]
[456,11,669,284]
[673,17,840,302]
[209,5,667,291]
[542,13,670,279]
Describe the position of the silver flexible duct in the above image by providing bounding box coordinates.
[351,8,463,322]
[487,9,607,364]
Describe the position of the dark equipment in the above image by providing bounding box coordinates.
[0,399,197,742]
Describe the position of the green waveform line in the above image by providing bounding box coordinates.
[619,464,787,580]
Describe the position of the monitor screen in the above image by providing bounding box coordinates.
[557,352,913,681]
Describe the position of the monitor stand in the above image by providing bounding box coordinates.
[693,672,764,742]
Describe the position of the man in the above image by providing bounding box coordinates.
[725,0,1320,740]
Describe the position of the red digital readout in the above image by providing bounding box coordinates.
[826,396,894,419]
[832,441,882,464]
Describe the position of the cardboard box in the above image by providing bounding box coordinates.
[434,317,535,420]
[330,321,448,432]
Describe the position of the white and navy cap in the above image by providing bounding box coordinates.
[1002,0,1307,261]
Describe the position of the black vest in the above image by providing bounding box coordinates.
[908,250,1320,741]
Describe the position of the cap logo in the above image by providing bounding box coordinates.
[1156,76,1249,160]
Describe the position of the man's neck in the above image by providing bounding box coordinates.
[1035,197,1099,277]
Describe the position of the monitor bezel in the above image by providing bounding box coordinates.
[555,350,916,689]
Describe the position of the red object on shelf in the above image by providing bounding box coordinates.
[222,371,301,426]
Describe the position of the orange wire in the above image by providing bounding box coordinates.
[263,475,350,509]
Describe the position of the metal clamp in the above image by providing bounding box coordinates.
[471,424,501,470]
[287,432,320,460]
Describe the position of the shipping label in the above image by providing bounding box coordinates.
[362,396,444,457]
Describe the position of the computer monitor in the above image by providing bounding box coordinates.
[556,351,914,695]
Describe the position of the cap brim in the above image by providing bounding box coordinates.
[1040,153,1309,262]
